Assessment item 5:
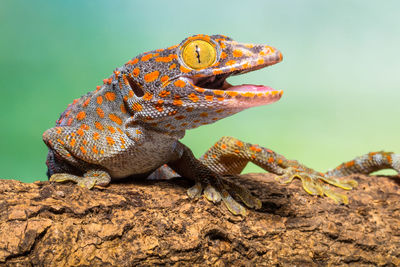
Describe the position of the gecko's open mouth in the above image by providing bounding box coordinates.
[190,69,277,93]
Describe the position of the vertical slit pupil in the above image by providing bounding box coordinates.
[126,75,144,97]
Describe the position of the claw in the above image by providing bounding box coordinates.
[204,185,222,203]
[221,191,247,216]
[187,182,202,198]
[320,176,358,190]
[224,179,262,209]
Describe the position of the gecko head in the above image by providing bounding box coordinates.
[124,34,283,131]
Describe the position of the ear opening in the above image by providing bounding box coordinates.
[126,75,145,97]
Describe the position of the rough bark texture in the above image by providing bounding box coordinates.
[0,173,399,266]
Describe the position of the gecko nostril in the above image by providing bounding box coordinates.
[126,75,145,97]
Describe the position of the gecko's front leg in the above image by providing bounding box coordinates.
[168,142,261,216]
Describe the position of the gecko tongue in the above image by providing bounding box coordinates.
[227,84,276,92]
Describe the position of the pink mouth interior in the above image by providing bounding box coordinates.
[228,84,276,92]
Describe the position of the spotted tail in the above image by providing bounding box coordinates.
[325,151,400,177]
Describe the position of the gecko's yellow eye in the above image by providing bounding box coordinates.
[181,39,217,70]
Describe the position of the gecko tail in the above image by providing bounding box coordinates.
[325,151,400,177]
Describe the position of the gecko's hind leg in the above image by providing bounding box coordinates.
[199,136,359,204]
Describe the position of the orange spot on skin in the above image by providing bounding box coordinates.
[227,91,238,97]
[106,136,115,146]
[93,132,100,140]
[221,144,227,149]
[180,65,191,73]
[220,52,227,59]
[188,93,199,102]
[216,109,224,113]
[257,58,265,65]
[195,87,205,93]
[217,97,224,101]
[141,53,155,61]
[174,80,186,88]
[175,115,186,120]
[160,75,169,83]
[233,49,243,57]
[234,149,240,154]
[144,71,159,83]
[76,111,86,120]
[167,44,179,50]
[143,92,153,101]
[225,60,236,66]
[212,69,223,75]
[213,90,224,95]
[107,126,116,133]
[120,103,127,114]
[83,98,91,107]
[136,129,142,135]
[173,99,183,106]
[385,154,393,164]
[345,161,355,167]
[57,138,64,145]
[123,90,131,99]
[199,112,208,117]
[172,95,182,106]
[96,85,101,91]
[205,95,213,101]
[241,92,255,98]
[169,64,176,70]
[97,96,103,105]
[92,145,98,154]
[95,122,103,130]
[56,127,62,134]
[133,68,140,77]
[268,157,274,163]
[114,70,120,77]
[109,114,122,125]
[76,129,84,136]
[236,141,243,147]
[132,103,143,111]
[96,107,104,118]
[117,128,123,134]
[80,124,89,130]
[80,146,87,154]
[155,54,177,62]
[128,58,139,65]
[105,92,116,101]
[154,101,164,112]
[242,62,251,69]
[278,159,283,165]
[168,110,177,116]
[204,154,208,159]
[69,138,76,147]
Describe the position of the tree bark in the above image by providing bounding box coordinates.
[0,173,399,266]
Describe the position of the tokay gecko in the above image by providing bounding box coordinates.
[43,34,400,215]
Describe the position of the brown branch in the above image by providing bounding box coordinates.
[0,173,399,266]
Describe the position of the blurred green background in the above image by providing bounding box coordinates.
[1,0,399,183]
